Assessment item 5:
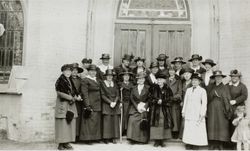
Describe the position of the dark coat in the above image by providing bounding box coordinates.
[55,74,78,118]
[158,66,169,78]
[150,84,173,129]
[80,77,102,112]
[100,81,120,115]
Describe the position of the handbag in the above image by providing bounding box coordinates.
[66,110,74,124]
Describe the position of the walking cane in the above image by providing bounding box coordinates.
[119,87,123,143]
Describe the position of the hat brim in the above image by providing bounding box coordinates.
[135,59,145,62]
[171,61,186,64]
[104,73,115,76]
[119,72,133,76]
[188,57,202,62]
[202,62,216,67]
[229,74,241,77]
[72,67,83,73]
[210,74,226,79]
[191,76,203,81]
[100,57,111,60]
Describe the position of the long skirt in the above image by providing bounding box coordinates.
[55,118,76,143]
[150,108,172,140]
[207,99,230,142]
[79,111,102,141]
[171,103,181,132]
[179,118,185,138]
[122,102,130,132]
[103,114,120,139]
[127,112,148,143]
[182,119,208,146]
[75,102,83,137]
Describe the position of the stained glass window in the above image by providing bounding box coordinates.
[117,0,189,20]
[0,0,24,83]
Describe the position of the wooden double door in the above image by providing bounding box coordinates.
[114,24,191,67]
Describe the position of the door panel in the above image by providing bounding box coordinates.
[114,24,151,66]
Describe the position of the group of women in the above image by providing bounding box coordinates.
[54,53,248,150]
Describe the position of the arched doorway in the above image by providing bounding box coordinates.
[114,0,191,67]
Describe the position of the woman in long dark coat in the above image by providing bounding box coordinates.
[100,69,120,144]
[70,63,83,141]
[55,64,79,150]
[150,72,173,147]
[118,70,134,135]
[156,54,169,77]
[127,71,150,144]
[79,64,102,143]
[166,67,182,138]
[207,70,232,150]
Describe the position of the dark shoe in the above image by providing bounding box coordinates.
[63,143,73,150]
[103,139,109,144]
[112,139,117,144]
[153,141,159,147]
[160,141,166,147]
[57,144,66,150]
[129,140,136,145]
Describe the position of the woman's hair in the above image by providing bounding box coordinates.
[235,105,247,117]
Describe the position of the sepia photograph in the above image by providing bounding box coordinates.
[0,0,249,150]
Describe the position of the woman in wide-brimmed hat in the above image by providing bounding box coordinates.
[182,73,208,149]
[150,72,173,147]
[171,57,186,77]
[98,53,113,80]
[81,58,92,79]
[188,54,206,74]
[127,71,150,144]
[146,61,159,86]
[117,69,134,135]
[201,59,217,88]
[207,70,232,150]
[55,64,79,150]
[79,64,102,143]
[156,54,169,77]
[226,69,248,149]
[100,69,120,144]
[70,63,84,142]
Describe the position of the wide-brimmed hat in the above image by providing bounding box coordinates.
[210,70,226,79]
[230,69,242,77]
[87,64,97,71]
[82,58,92,64]
[202,59,216,67]
[188,54,203,62]
[119,69,134,76]
[191,73,203,81]
[149,61,159,69]
[104,69,115,76]
[171,57,186,64]
[182,68,194,74]
[71,63,84,73]
[156,54,169,61]
[100,53,111,60]
[134,57,145,62]
[136,71,147,79]
[155,72,167,79]
[122,54,133,61]
[61,64,73,72]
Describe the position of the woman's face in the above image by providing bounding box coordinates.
[102,59,110,66]
[174,62,182,69]
[231,76,240,84]
[83,63,90,69]
[72,68,78,77]
[122,59,130,67]
[169,69,175,76]
[158,60,165,66]
[88,70,97,77]
[205,63,212,71]
[136,60,144,67]
[192,78,200,87]
[106,75,113,81]
[192,59,200,66]
[215,76,223,83]
[184,72,192,81]
[63,69,72,78]
[123,74,130,81]
[237,112,244,118]
[151,67,159,75]
[137,78,145,85]
[157,78,166,86]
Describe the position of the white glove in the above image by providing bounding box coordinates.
[230,100,236,105]
[158,99,162,105]
[110,102,116,108]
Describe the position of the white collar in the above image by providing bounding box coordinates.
[149,73,158,83]
[86,75,97,82]
[229,81,240,87]
[191,66,200,71]
[104,80,114,87]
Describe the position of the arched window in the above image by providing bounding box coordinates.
[117,0,190,20]
[0,0,24,83]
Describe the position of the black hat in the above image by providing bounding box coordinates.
[82,58,92,64]
[230,69,242,77]
[210,70,226,79]
[87,64,97,71]
[104,69,115,76]
[71,63,84,73]
[119,69,134,76]
[191,73,203,81]
[134,57,145,62]
[100,53,111,60]
[122,54,133,61]
[182,68,194,74]
[188,54,203,62]
[61,64,73,72]
[149,61,159,69]
[156,54,169,61]
[171,57,186,64]
[202,59,216,67]
[155,72,167,79]
[136,71,147,79]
